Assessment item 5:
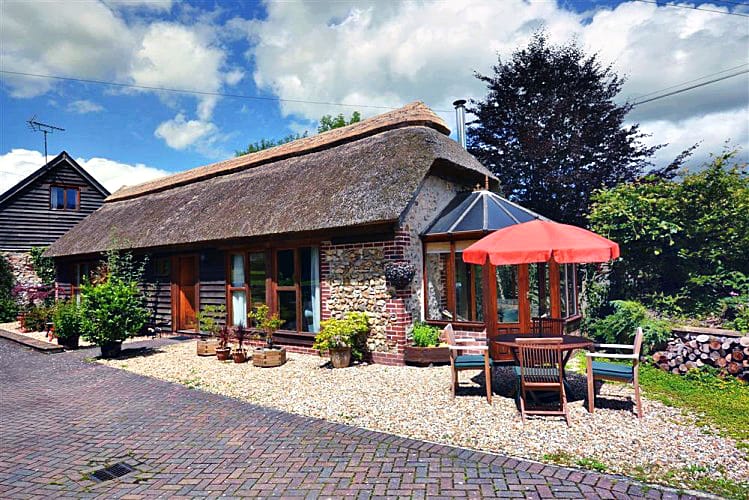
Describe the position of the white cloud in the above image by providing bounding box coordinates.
[238,0,748,167]
[0,149,170,195]
[1,1,239,151]
[154,113,218,150]
[0,1,135,97]
[640,107,749,168]
[66,100,104,114]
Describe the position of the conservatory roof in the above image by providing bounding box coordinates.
[423,189,548,237]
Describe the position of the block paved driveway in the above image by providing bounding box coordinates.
[0,338,704,499]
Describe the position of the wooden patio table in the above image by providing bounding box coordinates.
[491,334,593,393]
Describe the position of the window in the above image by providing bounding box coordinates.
[50,186,79,210]
[154,258,171,277]
[424,241,483,323]
[558,264,578,317]
[228,254,247,326]
[275,247,320,332]
[425,246,450,321]
[455,251,482,322]
[496,265,519,323]
[529,263,550,318]
[226,247,318,333]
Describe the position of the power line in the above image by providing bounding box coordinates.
[0,69,452,113]
[631,0,749,17]
[631,63,749,100]
[632,69,749,106]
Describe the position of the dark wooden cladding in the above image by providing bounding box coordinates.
[0,152,108,251]
[142,258,172,328]
[198,249,227,313]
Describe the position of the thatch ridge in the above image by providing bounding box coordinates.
[46,126,491,258]
[108,101,449,202]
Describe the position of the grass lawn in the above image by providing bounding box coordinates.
[569,353,749,499]
[638,364,749,449]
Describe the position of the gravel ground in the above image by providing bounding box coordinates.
[99,340,749,483]
[0,322,161,347]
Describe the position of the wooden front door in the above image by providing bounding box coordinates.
[174,255,198,331]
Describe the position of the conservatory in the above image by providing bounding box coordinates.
[422,189,580,362]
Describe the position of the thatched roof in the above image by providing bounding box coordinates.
[46,103,493,258]
[108,101,450,202]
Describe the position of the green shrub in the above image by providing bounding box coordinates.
[196,304,226,336]
[314,312,370,361]
[22,304,54,331]
[0,253,17,322]
[411,322,440,347]
[53,300,83,342]
[80,278,149,347]
[29,247,55,285]
[589,300,671,354]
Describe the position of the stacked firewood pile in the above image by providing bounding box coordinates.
[652,334,749,380]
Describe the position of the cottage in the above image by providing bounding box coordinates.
[45,102,580,364]
[1,151,109,291]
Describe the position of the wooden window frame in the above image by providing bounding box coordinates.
[225,245,319,335]
[423,241,485,324]
[49,185,80,211]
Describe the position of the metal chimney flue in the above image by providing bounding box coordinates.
[452,99,467,150]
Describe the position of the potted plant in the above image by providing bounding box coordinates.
[216,324,232,361]
[232,323,248,363]
[78,249,149,358]
[195,304,225,356]
[404,322,449,366]
[248,305,286,367]
[52,299,83,349]
[313,312,370,368]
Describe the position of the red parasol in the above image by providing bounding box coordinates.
[462,220,619,266]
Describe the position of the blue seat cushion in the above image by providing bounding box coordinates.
[454,354,493,368]
[591,361,633,380]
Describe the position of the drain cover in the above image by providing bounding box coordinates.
[90,462,135,482]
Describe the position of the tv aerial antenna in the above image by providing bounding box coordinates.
[27,116,65,165]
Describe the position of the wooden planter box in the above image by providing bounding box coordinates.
[404,346,450,366]
[253,347,286,367]
[196,338,218,356]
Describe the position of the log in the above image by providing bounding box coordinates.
[732,350,744,361]
[727,362,740,375]
[688,353,697,361]
[709,339,722,350]
[740,336,749,347]
[709,351,721,361]
[700,353,709,360]
[700,344,710,353]
[722,341,734,350]
[695,360,704,368]
[679,364,689,373]
[716,357,728,368]
[687,340,698,349]
[695,334,710,343]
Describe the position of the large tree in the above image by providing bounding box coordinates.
[468,32,660,226]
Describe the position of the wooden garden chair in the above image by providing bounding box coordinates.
[531,316,566,337]
[445,324,493,404]
[515,337,570,425]
[585,327,644,418]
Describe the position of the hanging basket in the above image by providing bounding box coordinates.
[384,262,416,289]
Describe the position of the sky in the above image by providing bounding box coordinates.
[1,0,747,195]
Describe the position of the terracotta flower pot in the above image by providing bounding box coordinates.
[232,349,247,364]
[216,347,232,361]
[329,346,352,368]
[100,341,122,359]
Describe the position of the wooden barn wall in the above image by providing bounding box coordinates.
[0,162,107,251]
[143,256,172,328]
[199,249,226,316]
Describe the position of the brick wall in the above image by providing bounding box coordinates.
[320,233,413,364]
